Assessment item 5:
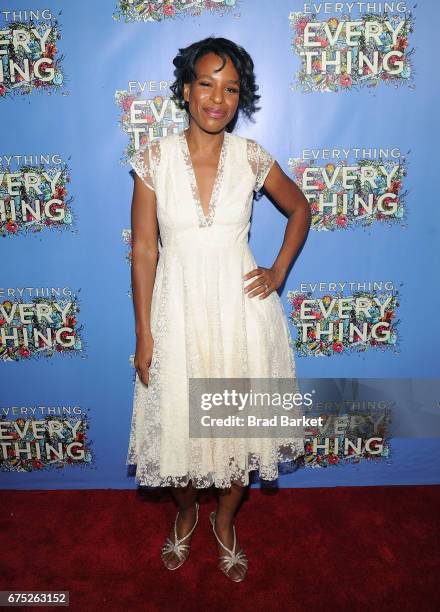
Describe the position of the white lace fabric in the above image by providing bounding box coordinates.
[129,139,161,191]
[127,131,305,488]
[246,138,275,192]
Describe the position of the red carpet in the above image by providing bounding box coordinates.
[1,485,439,611]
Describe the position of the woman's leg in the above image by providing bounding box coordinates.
[162,481,199,569]
[213,481,248,580]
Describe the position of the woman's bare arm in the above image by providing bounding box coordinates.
[263,161,311,274]
[243,162,311,298]
[131,172,158,383]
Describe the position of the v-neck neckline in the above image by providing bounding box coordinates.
[179,129,229,228]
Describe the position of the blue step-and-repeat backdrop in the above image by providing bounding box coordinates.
[1,0,439,489]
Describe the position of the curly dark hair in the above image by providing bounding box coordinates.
[170,36,261,131]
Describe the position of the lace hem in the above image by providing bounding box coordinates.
[127,439,305,488]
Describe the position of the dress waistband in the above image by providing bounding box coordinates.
[159,231,249,253]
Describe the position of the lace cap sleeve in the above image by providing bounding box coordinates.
[247,139,275,192]
[129,139,161,192]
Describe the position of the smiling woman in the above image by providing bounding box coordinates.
[127,36,311,583]
[170,36,261,131]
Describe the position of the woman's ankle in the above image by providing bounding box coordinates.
[215,512,235,529]
[179,501,197,515]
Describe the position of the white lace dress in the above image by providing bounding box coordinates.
[126,130,305,488]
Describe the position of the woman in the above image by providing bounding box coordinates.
[127,36,310,582]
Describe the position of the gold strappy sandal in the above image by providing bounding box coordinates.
[161,502,199,570]
[209,510,248,582]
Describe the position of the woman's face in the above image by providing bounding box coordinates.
[183,51,240,133]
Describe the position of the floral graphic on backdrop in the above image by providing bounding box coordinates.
[0,163,74,237]
[0,413,94,473]
[302,402,391,468]
[122,228,134,304]
[289,10,415,92]
[122,228,132,266]
[303,435,391,468]
[115,91,186,160]
[0,295,84,362]
[289,156,408,231]
[288,289,401,357]
[114,0,239,22]
[124,225,135,377]
[0,19,65,98]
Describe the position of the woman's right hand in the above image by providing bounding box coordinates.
[134,333,154,385]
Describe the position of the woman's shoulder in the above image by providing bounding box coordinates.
[230,133,272,161]
[154,130,251,146]
[149,131,178,150]
[229,132,274,165]
[228,131,254,149]
[230,131,263,147]
[234,133,276,191]
[160,131,180,143]
[145,131,178,164]
[151,130,268,154]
